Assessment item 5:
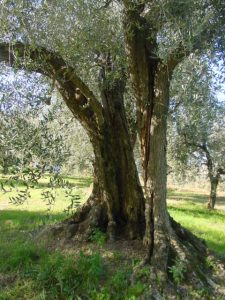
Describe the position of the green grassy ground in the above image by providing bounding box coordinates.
[167,188,225,256]
[0,175,147,299]
[0,177,225,299]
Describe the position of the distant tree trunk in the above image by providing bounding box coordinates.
[208,176,219,209]
[2,160,9,174]
[197,143,221,210]
[182,138,224,210]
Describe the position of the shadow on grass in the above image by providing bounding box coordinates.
[168,189,225,206]
[168,192,207,203]
[168,205,225,221]
[63,176,93,188]
[207,241,225,259]
[0,209,66,231]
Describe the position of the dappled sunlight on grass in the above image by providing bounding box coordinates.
[168,186,225,210]
[0,209,146,299]
[0,174,92,212]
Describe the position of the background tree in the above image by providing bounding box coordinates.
[168,55,225,209]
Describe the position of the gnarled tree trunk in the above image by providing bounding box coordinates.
[101,87,145,238]
[123,3,172,269]
[81,82,145,239]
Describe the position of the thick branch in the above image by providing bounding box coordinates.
[123,2,159,186]
[0,42,104,133]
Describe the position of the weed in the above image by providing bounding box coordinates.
[206,256,217,271]
[0,242,44,273]
[90,228,107,246]
[111,251,120,260]
[93,270,146,300]
[126,281,147,298]
[133,265,150,282]
[169,259,187,285]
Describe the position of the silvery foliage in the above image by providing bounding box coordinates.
[168,54,225,181]
[0,63,69,172]
[0,0,125,97]
[1,0,224,91]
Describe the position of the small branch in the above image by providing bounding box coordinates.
[217,167,225,175]
[167,24,218,73]
[183,134,214,177]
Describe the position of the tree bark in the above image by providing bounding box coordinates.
[123,3,208,284]
[90,80,145,239]
[145,64,171,274]
[123,5,157,185]
[123,3,171,268]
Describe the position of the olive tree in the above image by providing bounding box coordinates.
[0,0,224,290]
[0,1,146,240]
[168,56,225,209]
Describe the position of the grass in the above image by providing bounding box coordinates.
[0,176,225,299]
[167,187,225,256]
[0,175,146,299]
[0,209,146,299]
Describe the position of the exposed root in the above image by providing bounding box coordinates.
[133,217,225,299]
[34,192,108,245]
[32,214,225,299]
[33,192,143,245]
